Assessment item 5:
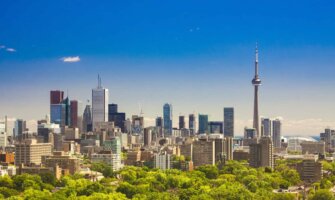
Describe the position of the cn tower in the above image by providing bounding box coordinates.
[252,44,261,137]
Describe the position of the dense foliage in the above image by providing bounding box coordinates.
[0,160,334,199]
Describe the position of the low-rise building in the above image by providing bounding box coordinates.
[42,151,80,175]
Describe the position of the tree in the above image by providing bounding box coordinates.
[196,165,219,179]
[310,189,335,200]
[40,172,57,186]
[0,187,19,198]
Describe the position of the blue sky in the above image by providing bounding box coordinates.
[1,0,335,135]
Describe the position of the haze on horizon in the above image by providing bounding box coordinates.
[1,0,335,136]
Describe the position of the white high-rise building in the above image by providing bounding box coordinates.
[92,76,109,130]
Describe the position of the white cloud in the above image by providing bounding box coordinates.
[61,56,80,63]
[6,48,16,52]
[0,45,5,49]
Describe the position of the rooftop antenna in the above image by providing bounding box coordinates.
[138,103,144,116]
[98,74,102,89]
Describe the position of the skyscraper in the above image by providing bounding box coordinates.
[62,97,71,126]
[14,119,26,138]
[50,90,64,105]
[70,100,78,128]
[179,116,185,129]
[198,114,208,134]
[155,117,163,127]
[189,114,196,135]
[163,103,172,136]
[92,76,109,129]
[50,90,65,127]
[223,107,234,137]
[261,118,272,137]
[272,119,281,148]
[208,121,223,134]
[108,104,126,132]
[82,104,92,133]
[252,45,262,137]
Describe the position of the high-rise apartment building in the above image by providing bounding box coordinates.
[249,136,274,168]
[144,128,152,147]
[272,119,281,148]
[261,118,272,137]
[224,107,234,137]
[198,114,208,134]
[92,76,109,130]
[163,103,172,136]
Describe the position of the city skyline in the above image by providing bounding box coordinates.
[1,1,335,135]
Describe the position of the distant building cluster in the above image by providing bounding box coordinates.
[0,46,329,188]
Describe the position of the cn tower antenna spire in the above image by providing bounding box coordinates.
[252,43,262,138]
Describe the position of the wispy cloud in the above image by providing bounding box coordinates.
[0,45,5,49]
[6,48,16,52]
[61,56,80,63]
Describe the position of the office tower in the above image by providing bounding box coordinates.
[156,117,163,127]
[244,128,256,139]
[189,114,196,135]
[50,90,65,127]
[198,114,208,134]
[37,123,60,143]
[108,104,118,114]
[224,107,234,137]
[70,100,78,128]
[92,76,109,129]
[208,121,223,134]
[249,136,274,168]
[14,119,26,138]
[272,119,281,148]
[15,139,52,166]
[50,90,64,105]
[252,45,262,137]
[62,97,71,126]
[108,104,126,132]
[132,115,144,134]
[82,105,92,133]
[261,118,272,137]
[179,116,185,129]
[144,128,152,147]
[163,103,172,136]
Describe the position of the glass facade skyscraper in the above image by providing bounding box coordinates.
[198,114,208,134]
[163,103,172,136]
